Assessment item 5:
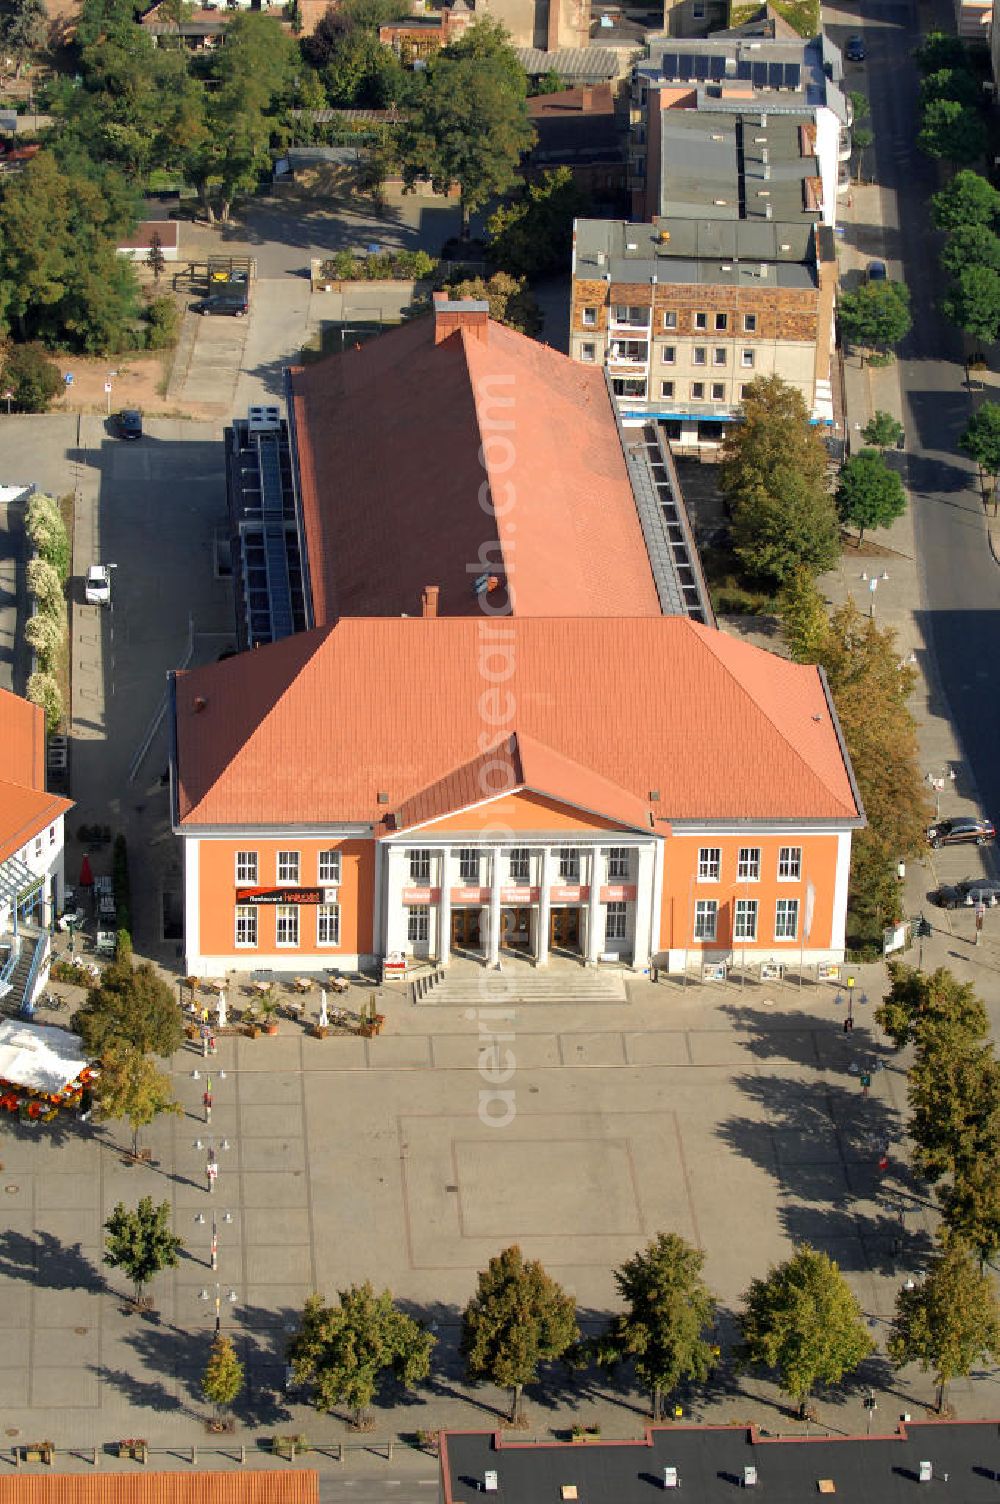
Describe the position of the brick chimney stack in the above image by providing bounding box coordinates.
[432,291,489,345]
[421,584,440,618]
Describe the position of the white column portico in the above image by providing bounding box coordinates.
[438,848,452,966]
[385,846,409,955]
[632,843,656,970]
[537,846,552,967]
[487,846,502,967]
[586,846,603,965]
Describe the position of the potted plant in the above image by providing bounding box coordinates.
[260,997,279,1036]
[243,1007,260,1039]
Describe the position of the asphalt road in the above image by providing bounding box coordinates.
[842,0,1000,825]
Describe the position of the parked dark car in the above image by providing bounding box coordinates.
[116,408,143,440]
[866,260,887,282]
[932,879,1000,909]
[845,34,865,60]
[926,816,996,849]
[195,291,248,318]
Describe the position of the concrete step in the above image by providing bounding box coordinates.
[418,970,627,1005]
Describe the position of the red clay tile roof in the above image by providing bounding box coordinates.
[0,1473,319,1504]
[0,689,72,864]
[173,618,861,829]
[286,311,661,623]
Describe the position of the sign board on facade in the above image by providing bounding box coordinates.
[401,887,440,905]
[551,885,588,903]
[450,886,489,904]
[499,886,539,904]
[234,887,323,905]
[600,884,637,903]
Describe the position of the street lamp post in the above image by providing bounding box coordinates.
[861,570,890,618]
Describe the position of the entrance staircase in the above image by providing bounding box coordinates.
[412,961,628,1006]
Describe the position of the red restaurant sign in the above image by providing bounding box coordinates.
[450,886,489,904]
[402,887,440,904]
[600,884,637,903]
[500,886,539,903]
[551,885,588,903]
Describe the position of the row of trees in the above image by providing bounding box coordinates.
[931,171,1000,345]
[24,490,70,729]
[915,33,989,168]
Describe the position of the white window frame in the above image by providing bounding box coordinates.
[711,382,725,402]
[318,849,341,883]
[508,848,530,882]
[741,348,755,368]
[559,848,580,881]
[277,850,299,885]
[694,311,708,330]
[407,905,430,943]
[49,824,56,846]
[661,344,676,364]
[694,900,718,941]
[276,904,299,946]
[605,901,627,941]
[458,848,480,883]
[235,904,257,947]
[734,899,758,941]
[697,847,721,881]
[743,313,757,332]
[712,347,727,365]
[409,849,431,883]
[691,382,705,401]
[582,306,597,327]
[236,850,257,885]
[693,346,707,366]
[608,847,630,879]
[715,312,728,331]
[612,377,647,398]
[775,898,799,940]
[737,847,761,882]
[34,836,42,859]
[778,846,802,881]
[660,380,675,398]
[663,310,677,329]
[580,341,596,362]
[317,902,340,945]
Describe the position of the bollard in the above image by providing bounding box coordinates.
[387,1441,393,1461]
[12,1448,18,1469]
[239,1445,246,1466]
[337,1443,344,1463]
[191,1446,197,1466]
[93,1448,99,1468]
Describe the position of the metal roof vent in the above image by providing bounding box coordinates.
[760,263,768,276]
[765,204,772,220]
[648,788,661,801]
[780,241,791,251]
[377,791,389,805]
[484,1472,499,1493]
[626,241,639,251]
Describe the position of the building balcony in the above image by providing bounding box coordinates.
[607,344,650,366]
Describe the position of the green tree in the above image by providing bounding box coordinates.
[876,963,988,1052]
[909,1036,1000,1184]
[93,1042,181,1158]
[0,0,49,76]
[103,1195,183,1306]
[931,169,1000,231]
[959,401,1000,487]
[24,611,62,664]
[71,958,183,1058]
[486,168,588,278]
[836,449,907,543]
[889,1239,1000,1410]
[441,15,526,96]
[594,1233,717,1422]
[940,223,1000,278]
[25,669,61,729]
[940,263,1000,342]
[918,98,987,166]
[837,281,912,358]
[146,231,165,284]
[1,342,61,412]
[445,271,541,334]
[938,1157,1000,1270]
[202,1333,245,1422]
[26,556,63,613]
[778,568,830,664]
[920,66,981,109]
[461,1245,578,1423]
[287,1284,434,1426]
[915,31,971,75]
[145,295,180,350]
[25,491,70,579]
[862,410,905,450]
[397,52,534,232]
[738,1245,874,1415]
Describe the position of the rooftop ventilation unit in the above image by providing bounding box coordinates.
[721,262,733,270]
[663,1468,679,1489]
[626,241,639,252]
[761,148,768,163]
[744,1467,758,1487]
[714,198,727,205]
[484,1472,499,1493]
[711,132,725,141]
[759,263,768,276]
[597,250,606,266]
[918,1463,932,1484]
[754,135,767,143]
[763,165,771,180]
[780,241,791,251]
[765,204,772,219]
[760,111,767,126]
[247,404,280,432]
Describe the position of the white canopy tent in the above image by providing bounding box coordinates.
[0,1020,89,1095]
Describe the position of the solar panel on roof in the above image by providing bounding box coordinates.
[752,60,768,85]
[784,61,801,88]
[767,61,783,87]
[694,55,710,79]
[736,58,752,79]
[710,54,726,78]
[661,50,679,74]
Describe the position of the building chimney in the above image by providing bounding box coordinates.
[421,584,440,618]
[580,87,594,110]
[432,290,490,345]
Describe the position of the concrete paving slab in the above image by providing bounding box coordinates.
[236,1105,306,1138]
[0,1177,34,1209]
[687,1031,773,1067]
[239,1172,310,1209]
[234,1069,305,1103]
[32,1211,103,1246]
[365,1036,433,1070]
[557,1032,627,1068]
[455,1138,641,1240]
[0,1281,32,1326]
[236,1138,306,1173]
[241,1208,310,1244]
[245,1245,314,1285]
[0,1369,29,1404]
[300,1036,367,1069]
[30,1366,100,1408]
[622,1030,690,1066]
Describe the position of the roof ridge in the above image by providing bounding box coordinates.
[692,622,856,817]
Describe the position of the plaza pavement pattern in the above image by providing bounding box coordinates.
[0,973,978,1455]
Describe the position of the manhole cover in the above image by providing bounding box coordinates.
[74,1327,88,1336]
[5,1430,18,1438]
[4,1185,18,1194]
[445,1185,458,1193]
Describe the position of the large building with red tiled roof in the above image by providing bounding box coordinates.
[0,688,73,1010]
[173,298,862,978]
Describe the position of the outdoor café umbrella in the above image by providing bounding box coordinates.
[79,854,94,889]
[319,991,328,1029]
[216,989,227,1029]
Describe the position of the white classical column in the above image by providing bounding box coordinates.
[536,847,551,967]
[384,845,409,955]
[586,846,603,965]
[632,842,656,971]
[437,848,452,967]
[487,846,502,967]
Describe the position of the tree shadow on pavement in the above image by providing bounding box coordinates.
[0,1228,102,1291]
[719,1003,894,1072]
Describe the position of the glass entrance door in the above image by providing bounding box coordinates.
[451,908,482,951]
[549,906,581,953]
[501,907,531,950]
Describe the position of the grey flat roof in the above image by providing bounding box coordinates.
[443,1422,1000,1504]
[638,32,848,122]
[574,217,817,288]
[658,110,817,223]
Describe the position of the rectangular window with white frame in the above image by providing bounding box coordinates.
[559,848,580,881]
[775,898,799,940]
[741,348,755,368]
[608,847,630,880]
[735,899,758,941]
[691,382,705,401]
[235,905,257,947]
[409,849,431,883]
[236,850,257,885]
[698,847,721,880]
[277,850,299,884]
[737,847,761,881]
[743,313,757,332]
[694,900,718,940]
[318,849,341,884]
[605,902,627,941]
[663,310,677,329]
[713,347,727,366]
[275,904,299,946]
[508,848,530,882]
[582,306,597,327]
[49,824,55,846]
[694,311,708,330]
[711,382,725,401]
[407,905,429,943]
[715,312,728,331]
[317,902,340,945]
[693,346,707,366]
[662,345,676,364]
[458,848,480,883]
[660,380,675,399]
[34,836,42,859]
[580,342,596,362]
[778,846,802,880]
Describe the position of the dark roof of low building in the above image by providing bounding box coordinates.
[526,85,622,164]
[442,1423,1000,1504]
